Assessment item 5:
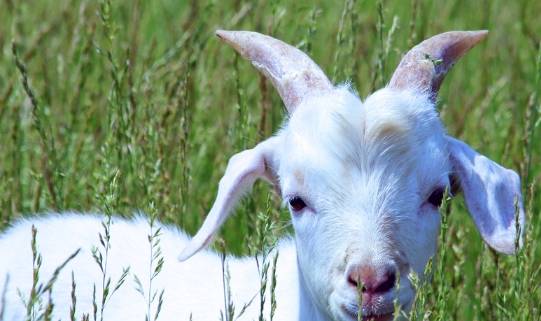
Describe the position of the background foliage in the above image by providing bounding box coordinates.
[1,0,540,320]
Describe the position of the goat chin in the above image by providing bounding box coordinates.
[0,213,318,321]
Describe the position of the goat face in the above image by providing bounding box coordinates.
[279,87,446,320]
[179,30,525,321]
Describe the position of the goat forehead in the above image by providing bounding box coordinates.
[361,88,444,144]
[282,87,444,171]
[279,87,450,206]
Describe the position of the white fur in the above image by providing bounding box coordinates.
[271,87,446,320]
[0,214,299,320]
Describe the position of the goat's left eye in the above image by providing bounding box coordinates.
[289,197,307,212]
[427,188,445,207]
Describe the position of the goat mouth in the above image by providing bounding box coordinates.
[341,304,394,321]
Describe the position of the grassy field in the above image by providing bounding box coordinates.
[1,0,540,320]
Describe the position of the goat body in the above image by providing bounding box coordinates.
[0,214,301,320]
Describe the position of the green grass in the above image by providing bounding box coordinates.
[1,0,540,320]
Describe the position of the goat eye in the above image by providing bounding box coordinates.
[289,197,306,212]
[427,188,445,207]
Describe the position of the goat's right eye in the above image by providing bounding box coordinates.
[427,188,445,208]
[289,197,307,212]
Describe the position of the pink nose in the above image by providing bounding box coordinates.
[347,264,396,295]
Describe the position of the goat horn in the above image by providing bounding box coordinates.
[388,30,488,100]
[216,30,333,113]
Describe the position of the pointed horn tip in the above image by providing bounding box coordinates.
[421,30,488,48]
[215,30,247,41]
[468,30,489,42]
[424,30,489,51]
[454,30,489,54]
[215,30,246,54]
[215,29,228,39]
[215,29,233,42]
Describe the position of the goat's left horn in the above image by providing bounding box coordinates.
[388,30,488,100]
[216,30,333,114]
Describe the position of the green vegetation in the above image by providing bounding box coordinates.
[1,0,539,320]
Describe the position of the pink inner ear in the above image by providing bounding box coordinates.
[447,136,525,255]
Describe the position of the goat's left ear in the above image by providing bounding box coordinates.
[178,137,280,261]
[447,136,525,254]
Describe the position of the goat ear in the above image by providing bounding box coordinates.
[178,137,279,261]
[447,136,525,254]
[389,30,487,100]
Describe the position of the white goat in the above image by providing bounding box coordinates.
[0,30,525,321]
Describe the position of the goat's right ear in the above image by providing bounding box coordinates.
[178,137,279,261]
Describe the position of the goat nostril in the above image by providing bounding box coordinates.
[374,271,396,294]
[347,275,357,287]
[347,265,396,295]
[347,267,396,294]
[347,275,367,292]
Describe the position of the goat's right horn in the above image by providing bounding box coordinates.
[216,30,333,114]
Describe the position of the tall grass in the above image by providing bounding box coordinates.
[19,226,80,321]
[1,0,540,320]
